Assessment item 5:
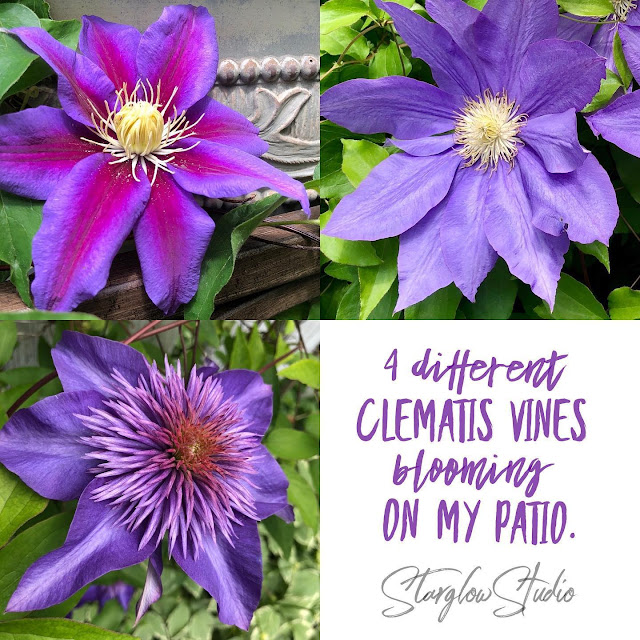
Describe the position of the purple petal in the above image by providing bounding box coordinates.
[520,109,585,173]
[556,14,596,44]
[518,148,618,245]
[517,39,606,117]
[0,106,96,200]
[484,163,569,307]
[0,391,101,501]
[135,547,163,624]
[134,172,214,315]
[11,27,115,126]
[618,24,640,81]
[186,97,268,156]
[6,480,155,613]
[321,77,462,138]
[79,15,140,91]
[52,331,150,394]
[169,140,310,214]
[323,151,461,241]
[209,370,273,438]
[31,153,151,311]
[249,446,293,522]
[590,19,616,72]
[396,205,455,311]
[588,88,640,157]
[388,134,456,157]
[173,517,262,631]
[137,5,218,113]
[375,1,480,95]
[439,169,498,301]
[423,0,480,45]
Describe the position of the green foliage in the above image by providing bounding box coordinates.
[0,618,137,639]
[557,0,614,16]
[608,287,640,319]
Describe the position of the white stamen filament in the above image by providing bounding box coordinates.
[81,79,204,186]
[454,89,527,172]
[611,0,636,21]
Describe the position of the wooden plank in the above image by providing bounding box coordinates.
[0,206,319,319]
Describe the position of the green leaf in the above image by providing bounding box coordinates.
[0,367,51,387]
[265,429,319,460]
[0,0,50,19]
[0,618,137,638]
[167,602,190,636]
[0,193,43,306]
[283,465,319,532]
[0,466,47,547]
[369,42,412,78]
[320,211,382,267]
[248,324,266,370]
[320,26,370,59]
[320,0,370,34]
[575,240,610,273]
[184,195,285,319]
[613,31,633,88]
[0,322,16,367]
[229,329,250,369]
[461,261,518,319]
[0,512,73,620]
[0,4,40,100]
[358,238,398,319]
[557,0,614,17]
[582,69,623,113]
[279,358,320,389]
[341,139,389,187]
[536,273,609,319]
[0,311,98,320]
[263,515,294,558]
[608,286,640,319]
[404,283,462,319]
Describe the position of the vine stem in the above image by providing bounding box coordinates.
[6,320,192,418]
[559,14,617,24]
[258,346,300,375]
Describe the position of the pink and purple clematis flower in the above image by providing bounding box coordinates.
[322,0,619,311]
[0,5,309,314]
[0,331,292,630]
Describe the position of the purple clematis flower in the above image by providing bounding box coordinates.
[0,331,292,630]
[0,5,309,314]
[76,581,135,612]
[322,0,619,311]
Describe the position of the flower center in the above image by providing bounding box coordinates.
[170,420,219,474]
[82,80,204,186]
[454,89,527,172]
[611,0,636,21]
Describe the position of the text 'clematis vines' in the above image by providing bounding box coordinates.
[0,4,310,314]
[0,331,293,630]
[321,0,619,311]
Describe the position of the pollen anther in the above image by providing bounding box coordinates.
[611,0,636,21]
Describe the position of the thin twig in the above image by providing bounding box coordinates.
[579,250,592,290]
[137,320,193,340]
[178,325,188,375]
[123,320,162,345]
[6,371,58,418]
[191,321,200,372]
[619,212,640,244]
[258,346,300,375]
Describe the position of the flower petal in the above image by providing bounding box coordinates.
[31,153,151,311]
[173,516,262,631]
[618,24,640,82]
[323,151,461,241]
[186,97,268,156]
[517,39,606,118]
[484,163,569,307]
[52,331,150,394]
[518,147,618,245]
[0,106,96,200]
[169,140,310,214]
[321,77,462,138]
[135,547,163,624]
[134,172,214,315]
[396,204,454,312]
[209,370,273,438]
[6,480,155,613]
[136,5,218,113]
[556,14,596,44]
[423,0,480,45]
[439,168,498,301]
[249,446,293,522]
[0,391,102,501]
[588,87,640,157]
[388,134,456,157]
[590,18,616,72]
[79,15,140,91]
[520,109,585,173]
[376,1,480,96]
[11,27,115,126]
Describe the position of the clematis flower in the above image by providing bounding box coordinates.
[75,581,135,612]
[0,331,292,630]
[321,0,619,311]
[0,5,309,314]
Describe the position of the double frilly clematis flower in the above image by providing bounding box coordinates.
[0,5,310,313]
[0,331,293,630]
[322,0,619,311]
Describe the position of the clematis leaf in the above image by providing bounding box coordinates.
[264,429,319,460]
[0,321,16,367]
[184,195,286,320]
[613,32,633,88]
[404,283,463,319]
[0,0,50,19]
[279,358,320,389]
[582,69,623,113]
[0,618,136,638]
[557,0,614,17]
[335,280,360,319]
[0,192,42,307]
[369,42,412,79]
[534,273,609,320]
[282,464,318,532]
[460,260,518,320]
[608,286,640,319]
[358,238,398,319]
[0,465,47,547]
[341,139,389,188]
[320,26,370,59]
[575,240,610,273]
[320,0,370,34]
